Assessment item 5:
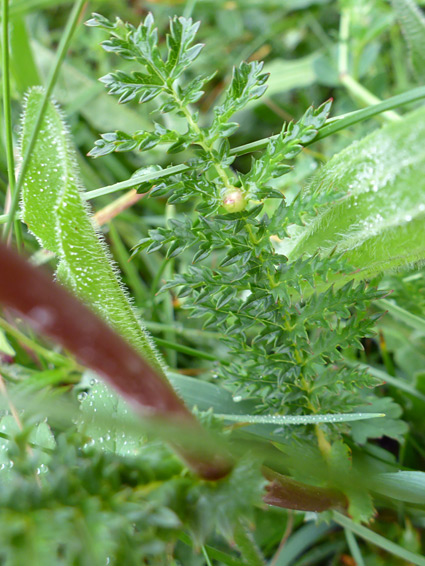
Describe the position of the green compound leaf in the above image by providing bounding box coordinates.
[20,87,166,378]
[286,105,425,279]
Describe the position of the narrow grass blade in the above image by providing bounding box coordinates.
[344,529,365,566]
[214,413,384,426]
[271,522,334,566]
[372,471,425,504]
[333,512,425,566]
[232,86,425,155]
[376,298,425,333]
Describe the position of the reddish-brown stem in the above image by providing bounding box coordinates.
[0,242,232,480]
[263,467,348,512]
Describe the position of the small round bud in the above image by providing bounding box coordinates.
[222,188,247,213]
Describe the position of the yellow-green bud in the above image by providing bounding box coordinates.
[222,188,246,213]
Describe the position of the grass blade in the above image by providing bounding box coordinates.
[376,298,425,333]
[333,512,425,566]
[214,413,385,425]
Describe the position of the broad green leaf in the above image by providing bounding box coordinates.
[286,105,425,279]
[350,397,408,444]
[372,471,425,504]
[20,88,166,378]
[392,0,425,82]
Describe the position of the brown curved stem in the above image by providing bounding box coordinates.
[0,242,232,480]
[263,467,348,512]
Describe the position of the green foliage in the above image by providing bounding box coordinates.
[2,2,425,564]
[0,426,262,565]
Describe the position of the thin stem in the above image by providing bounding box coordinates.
[338,8,350,77]
[340,75,401,122]
[93,189,144,226]
[201,545,213,566]
[337,6,399,123]
[177,98,235,191]
[1,0,22,246]
[3,0,87,243]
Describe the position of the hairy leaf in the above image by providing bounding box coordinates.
[20,87,166,377]
[286,105,425,277]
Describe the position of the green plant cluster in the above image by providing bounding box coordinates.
[88,13,383,431]
[1,1,425,564]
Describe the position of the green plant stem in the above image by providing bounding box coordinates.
[2,0,86,243]
[179,533,245,566]
[337,6,399,123]
[1,0,22,247]
[333,512,425,566]
[108,222,148,304]
[338,8,349,77]
[339,74,401,122]
[233,519,265,566]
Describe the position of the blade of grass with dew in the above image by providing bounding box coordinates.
[19,88,166,377]
[285,104,425,278]
[333,511,425,566]
[213,413,385,426]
